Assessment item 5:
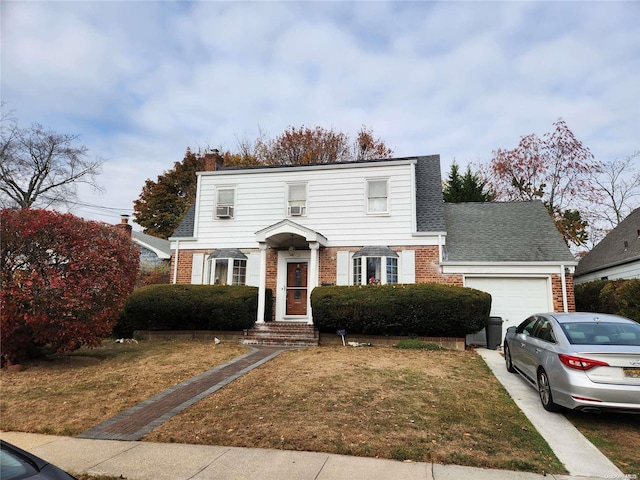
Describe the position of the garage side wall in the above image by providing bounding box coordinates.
[552,273,576,312]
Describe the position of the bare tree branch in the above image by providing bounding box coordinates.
[0,117,104,209]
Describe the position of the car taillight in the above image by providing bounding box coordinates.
[558,354,609,371]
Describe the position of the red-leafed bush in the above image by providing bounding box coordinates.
[1,209,139,364]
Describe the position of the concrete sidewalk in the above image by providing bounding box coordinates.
[0,431,613,480]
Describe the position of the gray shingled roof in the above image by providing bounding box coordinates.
[207,248,248,259]
[352,246,399,258]
[131,231,171,258]
[575,207,640,277]
[415,155,446,232]
[443,201,576,263]
[171,203,196,238]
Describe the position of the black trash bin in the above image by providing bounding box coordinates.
[485,316,503,350]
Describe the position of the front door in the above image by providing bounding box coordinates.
[286,262,308,316]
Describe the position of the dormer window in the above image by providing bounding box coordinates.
[287,183,307,217]
[367,178,388,214]
[216,187,235,218]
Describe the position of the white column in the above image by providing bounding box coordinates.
[307,242,320,325]
[256,243,268,323]
[172,240,180,284]
[560,265,568,313]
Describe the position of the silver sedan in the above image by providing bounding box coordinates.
[503,312,640,413]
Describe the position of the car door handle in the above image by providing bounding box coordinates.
[535,348,541,353]
[520,343,525,348]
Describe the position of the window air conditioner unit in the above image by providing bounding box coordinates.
[289,205,305,216]
[216,205,234,218]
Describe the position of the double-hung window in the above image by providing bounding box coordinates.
[367,178,388,214]
[287,183,307,216]
[215,187,235,218]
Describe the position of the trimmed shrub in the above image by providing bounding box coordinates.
[115,285,272,337]
[574,279,640,321]
[311,283,491,337]
[574,280,608,313]
[615,279,640,321]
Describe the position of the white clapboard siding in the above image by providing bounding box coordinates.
[191,162,423,249]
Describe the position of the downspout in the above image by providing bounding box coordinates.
[560,264,568,313]
[172,240,180,284]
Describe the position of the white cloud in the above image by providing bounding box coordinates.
[1,0,638,226]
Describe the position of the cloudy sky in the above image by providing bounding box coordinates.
[2,1,639,228]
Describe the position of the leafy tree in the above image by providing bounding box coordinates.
[485,119,602,247]
[0,209,139,364]
[260,125,351,165]
[443,161,493,202]
[353,126,394,161]
[134,126,392,237]
[133,148,205,239]
[258,125,393,165]
[0,110,104,209]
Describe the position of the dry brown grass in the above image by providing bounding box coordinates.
[564,411,640,475]
[145,346,564,473]
[7,340,637,475]
[0,340,247,436]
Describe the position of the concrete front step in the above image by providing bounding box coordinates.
[242,322,319,347]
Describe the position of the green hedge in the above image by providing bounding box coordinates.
[575,279,640,321]
[115,284,272,337]
[311,283,491,337]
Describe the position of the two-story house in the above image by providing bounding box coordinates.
[169,154,577,332]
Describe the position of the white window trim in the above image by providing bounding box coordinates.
[352,255,398,285]
[286,182,308,217]
[365,178,389,215]
[215,186,236,219]
[208,258,247,285]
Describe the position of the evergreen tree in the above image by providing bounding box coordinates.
[443,162,492,202]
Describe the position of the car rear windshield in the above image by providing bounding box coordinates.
[561,321,640,346]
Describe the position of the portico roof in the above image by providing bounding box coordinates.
[255,219,328,247]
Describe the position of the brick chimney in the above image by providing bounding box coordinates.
[203,149,224,171]
[115,214,133,236]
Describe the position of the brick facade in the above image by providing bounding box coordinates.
[172,245,463,287]
[170,246,575,314]
[551,273,576,312]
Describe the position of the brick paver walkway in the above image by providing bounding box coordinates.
[78,346,288,441]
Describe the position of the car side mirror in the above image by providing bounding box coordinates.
[507,326,517,334]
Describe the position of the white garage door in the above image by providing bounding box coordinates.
[465,277,551,328]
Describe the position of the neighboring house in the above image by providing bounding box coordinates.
[574,208,640,284]
[169,154,577,330]
[132,230,171,269]
[115,215,171,269]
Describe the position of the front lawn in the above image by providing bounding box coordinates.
[2,341,567,473]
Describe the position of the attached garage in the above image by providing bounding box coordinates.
[443,202,577,343]
[465,276,552,329]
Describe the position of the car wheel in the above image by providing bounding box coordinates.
[504,343,516,373]
[537,368,562,412]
